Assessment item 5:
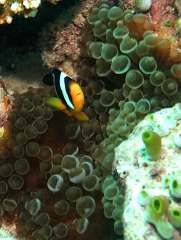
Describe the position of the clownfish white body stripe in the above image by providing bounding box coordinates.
[59,71,74,109]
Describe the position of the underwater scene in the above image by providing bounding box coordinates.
[1,0,181,239]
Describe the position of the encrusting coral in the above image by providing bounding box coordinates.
[113,104,181,239]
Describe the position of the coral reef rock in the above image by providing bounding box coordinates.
[113,104,181,239]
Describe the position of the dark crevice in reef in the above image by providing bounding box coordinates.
[0,0,82,52]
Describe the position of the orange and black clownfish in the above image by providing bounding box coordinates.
[43,69,89,121]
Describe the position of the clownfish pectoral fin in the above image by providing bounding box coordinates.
[43,96,66,110]
[43,73,54,86]
[73,111,89,121]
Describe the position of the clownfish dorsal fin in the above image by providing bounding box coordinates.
[43,73,54,86]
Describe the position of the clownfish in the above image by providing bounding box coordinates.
[43,69,89,121]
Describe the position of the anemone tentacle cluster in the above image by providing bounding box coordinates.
[77,0,181,162]
[0,86,118,239]
[74,0,181,238]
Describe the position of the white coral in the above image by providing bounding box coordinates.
[23,0,41,9]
